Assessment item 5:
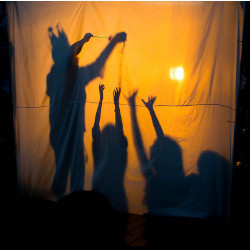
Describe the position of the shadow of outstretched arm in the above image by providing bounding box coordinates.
[79,32,127,87]
[127,90,150,175]
[142,96,164,138]
[113,87,125,139]
[71,33,93,57]
[92,84,105,139]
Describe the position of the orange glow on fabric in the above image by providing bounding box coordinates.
[118,42,126,88]
[92,34,125,87]
[93,34,125,87]
[7,1,242,218]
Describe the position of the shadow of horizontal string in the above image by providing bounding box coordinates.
[16,101,235,111]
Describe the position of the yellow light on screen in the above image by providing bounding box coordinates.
[170,67,184,80]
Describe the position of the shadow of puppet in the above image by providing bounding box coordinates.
[46,24,126,199]
[92,85,128,213]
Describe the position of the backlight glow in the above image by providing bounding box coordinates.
[170,67,184,80]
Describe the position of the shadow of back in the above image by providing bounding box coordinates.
[92,124,128,212]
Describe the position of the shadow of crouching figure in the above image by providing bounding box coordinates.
[127,90,188,215]
[46,24,126,199]
[92,85,128,213]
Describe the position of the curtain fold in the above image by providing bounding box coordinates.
[7,1,244,218]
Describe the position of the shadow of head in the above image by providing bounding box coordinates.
[150,136,183,177]
[97,123,127,165]
[48,24,80,65]
[102,124,117,145]
[197,150,229,176]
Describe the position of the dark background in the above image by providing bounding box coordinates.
[0,2,249,223]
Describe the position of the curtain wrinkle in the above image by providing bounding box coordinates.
[7,1,243,218]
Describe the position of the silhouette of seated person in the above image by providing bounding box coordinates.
[187,150,229,219]
[46,24,127,199]
[92,85,128,212]
[127,90,188,216]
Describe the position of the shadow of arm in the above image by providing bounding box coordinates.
[142,97,164,138]
[128,91,150,172]
[92,84,104,140]
[79,32,127,87]
[114,87,125,139]
[148,108,164,138]
[71,33,93,57]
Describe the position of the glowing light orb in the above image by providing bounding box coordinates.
[170,67,184,80]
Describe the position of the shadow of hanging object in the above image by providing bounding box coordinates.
[128,92,188,216]
[46,24,126,199]
[92,87,128,213]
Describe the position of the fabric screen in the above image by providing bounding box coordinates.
[7,1,244,218]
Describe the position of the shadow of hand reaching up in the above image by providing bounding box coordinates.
[141,96,164,138]
[99,83,105,102]
[113,87,121,105]
[126,89,138,106]
[142,96,156,109]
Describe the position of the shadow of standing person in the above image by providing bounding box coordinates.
[46,24,126,199]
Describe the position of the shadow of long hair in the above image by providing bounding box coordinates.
[145,136,187,214]
[197,150,230,219]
